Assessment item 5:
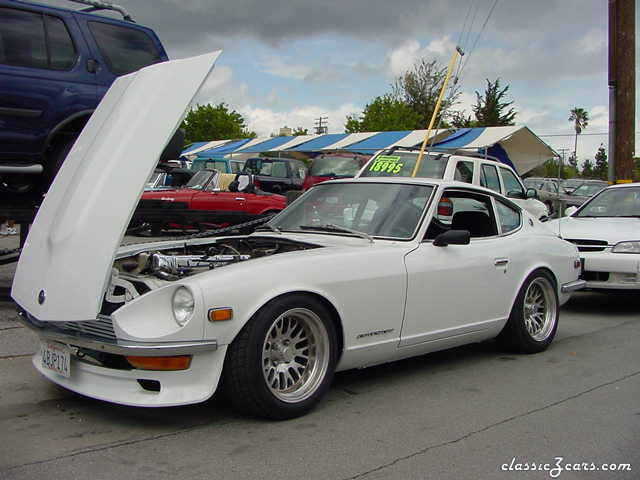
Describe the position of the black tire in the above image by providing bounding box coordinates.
[496,269,559,353]
[222,294,338,420]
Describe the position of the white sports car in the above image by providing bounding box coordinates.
[12,53,584,419]
[548,182,640,291]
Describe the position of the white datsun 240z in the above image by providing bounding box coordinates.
[12,52,585,419]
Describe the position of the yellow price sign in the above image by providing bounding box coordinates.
[368,155,404,174]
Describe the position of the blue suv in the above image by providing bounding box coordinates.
[0,0,168,203]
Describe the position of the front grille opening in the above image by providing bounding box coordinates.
[582,271,610,282]
[567,238,608,252]
[137,379,161,392]
[76,348,132,370]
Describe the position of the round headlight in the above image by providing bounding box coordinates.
[172,287,194,327]
[611,241,640,254]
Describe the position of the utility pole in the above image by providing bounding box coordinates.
[314,116,328,135]
[608,0,635,182]
[556,148,570,179]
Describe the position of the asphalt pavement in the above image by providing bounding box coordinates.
[0,232,638,480]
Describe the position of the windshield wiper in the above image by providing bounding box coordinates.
[298,224,374,243]
[255,223,282,234]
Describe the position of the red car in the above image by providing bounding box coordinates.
[303,153,370,190]
[133,170,287,231]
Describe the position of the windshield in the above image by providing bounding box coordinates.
[572,183,606,197]
[310,156,362,177]
[360,152,447,179]
[576,186,640,217]
[186,170,216,189]
[270,182,434,239]
[146,171,163,188]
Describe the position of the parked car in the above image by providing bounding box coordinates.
[534,179,563,215]
[559,180,608,208]
[302,153,370,190]
[561,178,584,194]
[145,164,194,191]
[523,177,545,190]
[190,156,245,174]
[356,149,549,220]
[0,0,168,202]
[242,156,306,194]
[548,183,640,291]
[137,169,286,230]
[11,53,584,420]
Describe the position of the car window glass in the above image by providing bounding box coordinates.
[495,200,521,234]
[499,168,524,197]
[88,21,161,75]
[205,160,226,172]
[425,190,498,240]
[230,162,243,173]
[243,160,261,175]
[360,152,447,178]
[454,161,474,183]
[0,8,47,68]
[45,15,76,70]
[271,162,288,178]
[271,183,433,239]
[480,165,501,192]
[259,162,273,176]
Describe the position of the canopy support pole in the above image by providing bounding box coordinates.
[412,46,463,177]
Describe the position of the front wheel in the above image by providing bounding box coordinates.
[497,270,559,353]
[222,294,338,419]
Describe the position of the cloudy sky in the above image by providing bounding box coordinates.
[52,0,635,162]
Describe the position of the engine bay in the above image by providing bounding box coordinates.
[104,236,320,311]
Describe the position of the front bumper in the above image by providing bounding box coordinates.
[18,311,226,407]
[18,310,217,356]
[580,252,640,290]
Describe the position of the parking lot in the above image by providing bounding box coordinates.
[1,233,638,480]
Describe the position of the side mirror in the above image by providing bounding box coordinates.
[564,206,578,216]
[525,188,538,199]
[507,189,526,199]
[433,229,471,247]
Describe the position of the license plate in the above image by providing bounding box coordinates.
[41,342,71,378]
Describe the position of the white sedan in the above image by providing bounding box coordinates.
[12,53,584,419]
[548,182,640,291]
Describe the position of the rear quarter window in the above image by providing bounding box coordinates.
[88,21,161,75]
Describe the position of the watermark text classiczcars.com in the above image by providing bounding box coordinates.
[502,457,632,478]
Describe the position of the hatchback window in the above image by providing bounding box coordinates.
[500,168,525,198]
[480,165,501,192]
[88,21,161,75]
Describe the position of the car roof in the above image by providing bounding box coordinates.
[320,175,503,193]
[603,182,639,190]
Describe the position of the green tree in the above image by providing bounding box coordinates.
[568,107,589,162]
[593,143,608,180]
[345,95,420,132]
[181,103,255,144]
[392,59,459,129]
[292,127,308,136]
[450,110,477,128]
[472,78,517,126]
[581,158,594,178]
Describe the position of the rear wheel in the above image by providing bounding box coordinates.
[497,270,558,353]
[222,294,338,419]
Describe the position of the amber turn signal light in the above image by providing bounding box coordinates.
[208,307,233,322]
[125,355,192,371]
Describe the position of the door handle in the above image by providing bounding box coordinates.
[494,258,509,267]
[234,197,246,201]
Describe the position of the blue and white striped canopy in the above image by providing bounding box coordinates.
[181,126,556,174]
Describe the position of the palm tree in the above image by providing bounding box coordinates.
[568,107,589,162]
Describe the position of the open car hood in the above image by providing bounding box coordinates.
[12,52,221,321]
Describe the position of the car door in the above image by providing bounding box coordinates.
[400,189,518,347]
[190,177,249,223]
